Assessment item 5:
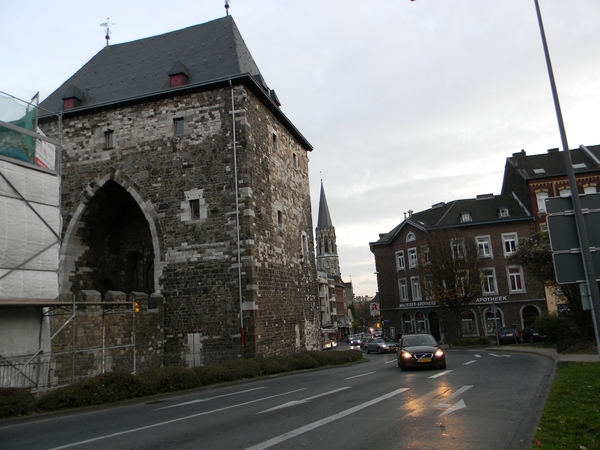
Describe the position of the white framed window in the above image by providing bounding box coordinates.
[411,276,422,301]
[398,279,408,302]
[424,278,434,300]
[456,270,467,295]
[559,188,571,198]
[408,247,418,268]
[502,233,518,256]
[536,192,549,213]
[507,266,525,293]
[451,238,465,259]
[396,250,405,271]
[461,212,472,222]
[406,232,416,242]
[499,207,509,218]
[481,268,497,294]
[476,236,492,258]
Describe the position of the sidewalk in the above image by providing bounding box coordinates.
[485,345,600,362]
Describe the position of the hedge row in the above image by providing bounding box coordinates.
[1,350,363,419]
[450,336,492,347]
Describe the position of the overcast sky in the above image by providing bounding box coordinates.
[2,1,599,297]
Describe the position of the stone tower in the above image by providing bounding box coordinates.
[39,16,320,365]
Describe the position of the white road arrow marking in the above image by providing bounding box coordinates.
[257,386,352,414]
[489,353,511,357]
[438,399,466,417]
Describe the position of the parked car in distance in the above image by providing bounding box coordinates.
[397,334,446,370]
[497,327,520,344]
[521,326,545,343]
[364,337,398,354]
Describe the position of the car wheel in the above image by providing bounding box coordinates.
[399,362,406,371]
[438,361,447,370]
[366,347,370,354]
[397,358,402,367]
[377,347,382,354]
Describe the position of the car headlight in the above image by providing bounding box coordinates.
[401,351,413,359]
[434,349,445,357]
[381,345,388,349]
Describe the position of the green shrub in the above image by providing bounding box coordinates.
[192,365,237,386]
[535,313,579,344]
[36,372,145,411]
[137,367,200,394]
[0,388,36,418]
[255,356,292,375]
[221,359,262,379]
[304,351,328,365]
[287,353,320,370]
[451,337,491,347]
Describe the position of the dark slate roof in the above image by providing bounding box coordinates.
[316,182,333,229]
[371,193,531,246]
[39,16,312,150]
[503,145,600,182]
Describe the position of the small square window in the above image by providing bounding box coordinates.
[104,130,114,149]
[174,118,184,136]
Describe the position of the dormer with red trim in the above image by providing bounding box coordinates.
[61,85,84,110]
[167,61,190,88]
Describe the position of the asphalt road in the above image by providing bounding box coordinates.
[0,346,553,450]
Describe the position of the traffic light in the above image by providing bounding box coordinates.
[133,301,140,313]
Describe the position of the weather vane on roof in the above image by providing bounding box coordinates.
[100,18,115,47]
[224,0,230,16]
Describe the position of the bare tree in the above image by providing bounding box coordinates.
[417,229,484,338]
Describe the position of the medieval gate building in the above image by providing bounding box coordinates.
[39,16,320,368]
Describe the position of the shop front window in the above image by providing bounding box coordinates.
[403,312,413,335]
[485,308,502,334]
[460,310,477,336]
[415,311,427,334]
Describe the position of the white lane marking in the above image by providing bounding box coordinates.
[244,388,410,450]
[428,370,452,378]
[345,371,375,380]
[439,399,466,417]
[257,386,352,414]
[489,353,511,358]
[462,360,477,365]
[475,354,481,358]
[46,388,307,450]
[385,360,398,364]
[157,386,268,410]
[434,385,473,409]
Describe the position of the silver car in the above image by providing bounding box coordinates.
[363,337,398,354]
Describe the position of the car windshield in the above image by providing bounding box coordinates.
[402,335,437,346]
[382,337,393,342]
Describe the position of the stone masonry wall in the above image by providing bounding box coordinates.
[43,83,319,367]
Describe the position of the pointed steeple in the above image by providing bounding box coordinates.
[315,181,340,277]
[317,181,333,228]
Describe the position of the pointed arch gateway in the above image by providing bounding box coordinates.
[60,171,163,297]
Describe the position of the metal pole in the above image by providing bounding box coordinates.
[534,0,600,357]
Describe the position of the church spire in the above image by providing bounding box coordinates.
[317,181,333,229]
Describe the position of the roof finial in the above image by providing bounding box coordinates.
[100,18,114,47]
[224,0,230,16]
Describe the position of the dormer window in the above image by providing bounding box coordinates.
[167,61,190,88]
[499,207,509,218]
[461,212,472,222]
[61,85,84,110]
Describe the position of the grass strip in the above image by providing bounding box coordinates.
[531,362,600,449]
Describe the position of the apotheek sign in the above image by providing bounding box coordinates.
[474,296,507,303]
